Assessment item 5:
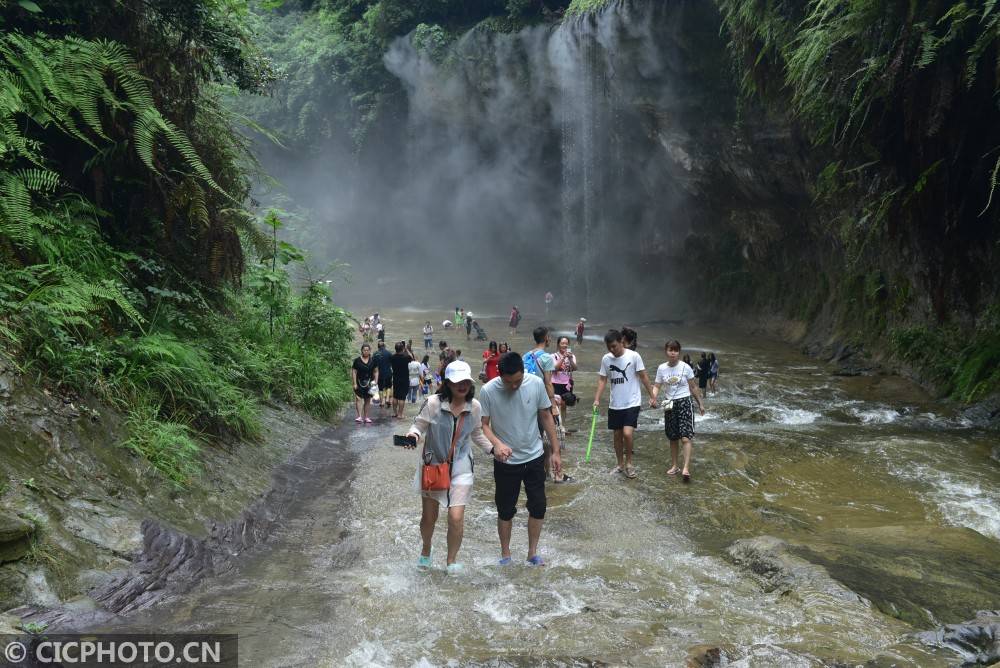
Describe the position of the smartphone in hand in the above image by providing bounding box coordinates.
[393,435,417,448]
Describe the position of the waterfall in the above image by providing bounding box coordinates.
[383,1,685,314]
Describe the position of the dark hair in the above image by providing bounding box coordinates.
[360,344,371,353]
[499,341,509,354]
[488,340,498,352]
[439,340,447,349]
[709,352,716,362]
[394,341,405,353]
[604,329,623,345]
[701,352,707,359]
[455,350,462,357]
[683,354,692,365]
[621,327,637,349]
[498,352,524,376]
[533,326,549,344]
[421,354,430,365]
[557,335,570,347]
[665,339,682,352]
[438,377,475,401]
[377,341,385,349]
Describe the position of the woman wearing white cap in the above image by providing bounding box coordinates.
[406,359,492,572]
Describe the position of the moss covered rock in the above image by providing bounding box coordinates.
[0,512,33,564]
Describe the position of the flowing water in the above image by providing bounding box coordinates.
[95,309,1000,666]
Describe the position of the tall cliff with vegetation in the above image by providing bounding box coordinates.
[707,0,1000,404]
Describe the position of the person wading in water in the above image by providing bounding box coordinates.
[593,329,656,479]
[480,352,562,566]
[651,340,705,483]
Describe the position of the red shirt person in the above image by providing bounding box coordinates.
[482,341,501,381]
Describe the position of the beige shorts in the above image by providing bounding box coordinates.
[413,462,473,508]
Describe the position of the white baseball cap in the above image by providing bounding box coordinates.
[444,360,473,384]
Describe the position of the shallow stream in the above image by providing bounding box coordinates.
[95,309,1000,666]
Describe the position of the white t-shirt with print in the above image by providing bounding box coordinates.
[408,360,421,386]
[655,361,694,400]
[598,349,646,410]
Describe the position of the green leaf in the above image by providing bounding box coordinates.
[18,0,42,12]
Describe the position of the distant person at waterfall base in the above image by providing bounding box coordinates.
[351,344,378,424]
[544,291,553,316]
[593,329,656,479]
[374,342,394,409]
[509,306,521,336]
[697,352,711,398]
[575,318,586,346]
[423,321,433,349]
[480,352,562,566]
[391,342,413,419]
[407,360,492,573]
[651,340,704,484]
[709,353,719,393]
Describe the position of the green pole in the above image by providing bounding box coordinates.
[585,405,599,463]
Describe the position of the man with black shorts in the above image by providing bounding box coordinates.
[592,329,656,479]
[390,341,412,419]
[480,353,562,566]
[373,341,394,409]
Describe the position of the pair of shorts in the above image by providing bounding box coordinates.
[607,406,641,430]
[493,455,546,521]
[664,396,695,441]
[552,382,571,397]
[393,381,409,401]
[378,374,393,391]
[354,385,370,399]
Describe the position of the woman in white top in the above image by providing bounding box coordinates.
[651,340,705,483]
[406,361,492,572]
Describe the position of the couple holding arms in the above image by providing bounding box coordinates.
[593,329,705,482]
[403,353,561,571]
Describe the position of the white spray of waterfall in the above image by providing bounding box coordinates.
[383,1,685,313]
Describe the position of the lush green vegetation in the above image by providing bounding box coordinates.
[715,0,1000,399]
[0,0,354,485]
[243,0,574,151]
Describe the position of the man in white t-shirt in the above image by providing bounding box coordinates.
[592,329,656,479]
[651,339,705,483]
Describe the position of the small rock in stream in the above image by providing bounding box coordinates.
[915,610,1000,667]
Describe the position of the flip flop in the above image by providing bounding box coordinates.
[609,465,623,475]
[526,555,545,566]
[682,471,691,484]
[498,556,513,566]
[417,554,432,568]
[666,467,680,475]
[364,417,373,424]
[354,416,363,423]
[552,474,575,484]
[624,466,638,479]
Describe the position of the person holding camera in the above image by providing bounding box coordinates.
[651,340,704,483]
[551,336,578,431]
[405,360,492,573]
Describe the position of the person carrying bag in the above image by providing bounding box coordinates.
[406,360,492,572]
